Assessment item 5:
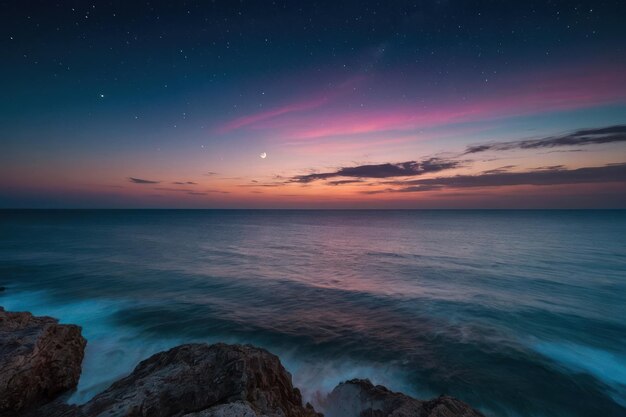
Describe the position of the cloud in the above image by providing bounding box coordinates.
[128,177,160,184]
[222,68,626,141]
[155,187,229,194]
[172,181,197,185]
[542,149,586,154]
[291,158,461,183]
[532,165,566,171]
[217,96,329,133]
[482,165,516,175]
[154,187,193,192]
[215,75,366,134]
[205,172,218,176]
[328,180,364,186]
[361,184,443,194]
[239,183,282,187]
[464,125,626,154]
[373,163,626,193]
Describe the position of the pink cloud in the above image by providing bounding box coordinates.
[283,68,626,140]
[215,64,626,141]
[216,75,367,134]
[215,96,329,133]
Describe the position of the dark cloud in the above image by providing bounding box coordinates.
[328,179,364,186]
[374,163,626,193]
[291,158,461,183]
[187,191,207,195]
[362,184,443,194]
[542,149,586,154]
[532,165,565,171]
[389,184,445,193]
[128,177,160,184]
[482,165,516,175]
[172,181,197,185]
[464,125,626,154]
[205,172,218,176]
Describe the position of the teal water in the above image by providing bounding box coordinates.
[1,210,625,416]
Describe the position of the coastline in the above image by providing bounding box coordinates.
[0,306,484,417]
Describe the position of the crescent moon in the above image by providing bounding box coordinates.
[260,152,267,159]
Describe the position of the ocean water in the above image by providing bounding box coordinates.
[0,210,625,417]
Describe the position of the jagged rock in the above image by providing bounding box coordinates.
[421,396,485,417]
[323,379,484,417]
[1,307,484,417]
[80,343,321,417]
[24,401,84,417]
[0,307,86,416]
[182,401,263,417]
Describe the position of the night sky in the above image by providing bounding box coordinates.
[2,1,626,208]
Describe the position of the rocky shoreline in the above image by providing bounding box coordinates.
[0,307,485,417]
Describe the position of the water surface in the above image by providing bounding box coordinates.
[1,210,625,416]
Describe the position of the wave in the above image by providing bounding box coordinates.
[533,341,626,406]
[0,290,417,408]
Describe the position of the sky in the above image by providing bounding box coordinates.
[1,0,625,208]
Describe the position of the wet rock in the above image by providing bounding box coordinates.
[0,307,86,416]
[80,343,321,417]
[24,401,85,417]
[323,379,485,417]
[2,308,484,417]
[421,396,486,417]
[182,401,261,417]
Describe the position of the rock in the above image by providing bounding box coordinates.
[182,401,262,417]
[80,343,321,417]
[0,307,86,416]
[323,379,485,417]
[421,396,486,417]
[24,401,85,417]
[1,307,483,417]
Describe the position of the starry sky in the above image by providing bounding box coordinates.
[2,0,626,208]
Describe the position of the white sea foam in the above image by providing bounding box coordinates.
[0,290,419,407]
[0,291,182,403]
[281,353,424,410]
[533,341,626,406]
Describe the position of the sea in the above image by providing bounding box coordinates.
[0,210,624,417]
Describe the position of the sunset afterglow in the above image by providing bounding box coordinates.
[2,2,625,208]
